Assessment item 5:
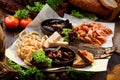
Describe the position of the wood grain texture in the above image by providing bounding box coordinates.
[0,62,18,80]
[0,25,5,62]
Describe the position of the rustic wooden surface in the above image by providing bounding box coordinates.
[0,62,18,80]
[0,5,120,80]
[0,25,5,62]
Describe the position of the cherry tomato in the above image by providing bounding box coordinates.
[81,50,87,56]
[4,16,19,29]
[20,18,32,28]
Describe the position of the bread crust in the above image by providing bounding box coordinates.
[73,54,86,68]
[99,0,118,9]
[68,0,112,16]
[77,50,94,66]
[72,50,94,68]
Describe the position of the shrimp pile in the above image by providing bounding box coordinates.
[72,22,112,46]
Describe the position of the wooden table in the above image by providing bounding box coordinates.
[1,6,120,80]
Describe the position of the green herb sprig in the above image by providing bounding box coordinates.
[26,2,44,12]
[7,59,46,80]
[71,10,97,21]
[62,28,72,42]
[14,9,30,19]
[32,50,52,67]
[46,0,64,10]
[66,68,95,80]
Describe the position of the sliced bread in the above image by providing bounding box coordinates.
[77,50,94,66]
[73,54,86,68]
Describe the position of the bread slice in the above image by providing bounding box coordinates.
[73,54,86,68]
[77,50,94,66]
[48,41,68,48]
[73,50,94,68]
[99,0,118,9]
[43,31,68,48]
[43,31,62,48]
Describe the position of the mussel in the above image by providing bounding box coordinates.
[41,19,72,35]
[44,47,76,67]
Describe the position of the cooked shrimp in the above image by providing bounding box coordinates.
[96,35,107,43]
[91,38,102,46]
[73,22,112,46]
[84,34,92,42]
[78,30,86,37]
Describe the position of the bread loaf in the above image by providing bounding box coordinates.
[99,0,118,9]
[68,0,112,16]
[107,64,120,80]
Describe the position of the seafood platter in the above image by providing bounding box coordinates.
[5,4,116,72]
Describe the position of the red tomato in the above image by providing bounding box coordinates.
[4,16,19,29]
[81,50,87,56]
[20,18,32,28]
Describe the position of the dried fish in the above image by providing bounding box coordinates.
[71,42,117,59]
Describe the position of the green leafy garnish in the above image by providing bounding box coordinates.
[26,2,44,12]
[7,59,46,80]
[14,9,30,19]
[62,28,72,42]
[66,68,95,80]
[71,10,97,21]
[32,50,52,67]
[46,0,64,10]
[7,59,25,80]
[24,67,46,80]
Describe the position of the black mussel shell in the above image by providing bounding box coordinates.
[44,47,76,67]
[41,19,72,35]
